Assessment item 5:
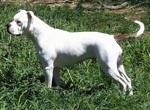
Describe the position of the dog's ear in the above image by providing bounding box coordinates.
[27,11,34,22]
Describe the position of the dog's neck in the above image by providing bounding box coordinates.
[24,15,69,51]
[24,16,54,41]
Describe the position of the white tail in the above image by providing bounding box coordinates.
[134,20,145,37]
[114,20,145,41]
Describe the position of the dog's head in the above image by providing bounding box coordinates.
[7,10,34,36]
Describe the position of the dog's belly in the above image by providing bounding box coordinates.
[54,48,95,67]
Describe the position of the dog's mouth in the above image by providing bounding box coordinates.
[7,29,21,36]
[7,28,13,35]
[6,24,12,34]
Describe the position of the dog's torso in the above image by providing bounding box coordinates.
[34,29,121,67]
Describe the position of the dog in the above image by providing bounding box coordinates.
[7,10,145,95]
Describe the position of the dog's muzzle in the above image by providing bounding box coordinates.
[6,23,21,36]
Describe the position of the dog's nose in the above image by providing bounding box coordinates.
[6,24,11,28]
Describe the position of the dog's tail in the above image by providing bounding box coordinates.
[114,20,145,41]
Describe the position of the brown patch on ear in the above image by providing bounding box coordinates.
[26,11,35,23]
[27,12,32,21]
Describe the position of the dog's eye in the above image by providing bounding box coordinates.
[16,20,22,26]
[16,20,21,24]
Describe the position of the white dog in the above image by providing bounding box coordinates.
[7,10,144,95]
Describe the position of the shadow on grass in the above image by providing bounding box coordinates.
[36,74,112,95]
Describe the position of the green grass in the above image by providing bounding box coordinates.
[0,4,150,109]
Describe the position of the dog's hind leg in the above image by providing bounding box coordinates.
[96,53,129,94]
[95,49,127,94]
[117,56,133,95]
[101,63,128,94]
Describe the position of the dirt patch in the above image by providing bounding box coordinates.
[1,0,148,20]
[107,7,147,21]
[1,0,78,7]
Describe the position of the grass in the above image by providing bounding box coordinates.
[0,3,150,109]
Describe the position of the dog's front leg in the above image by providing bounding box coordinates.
[53,67,61,87]
[44,62,54,88]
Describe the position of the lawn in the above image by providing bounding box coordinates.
[0,3,150,109]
